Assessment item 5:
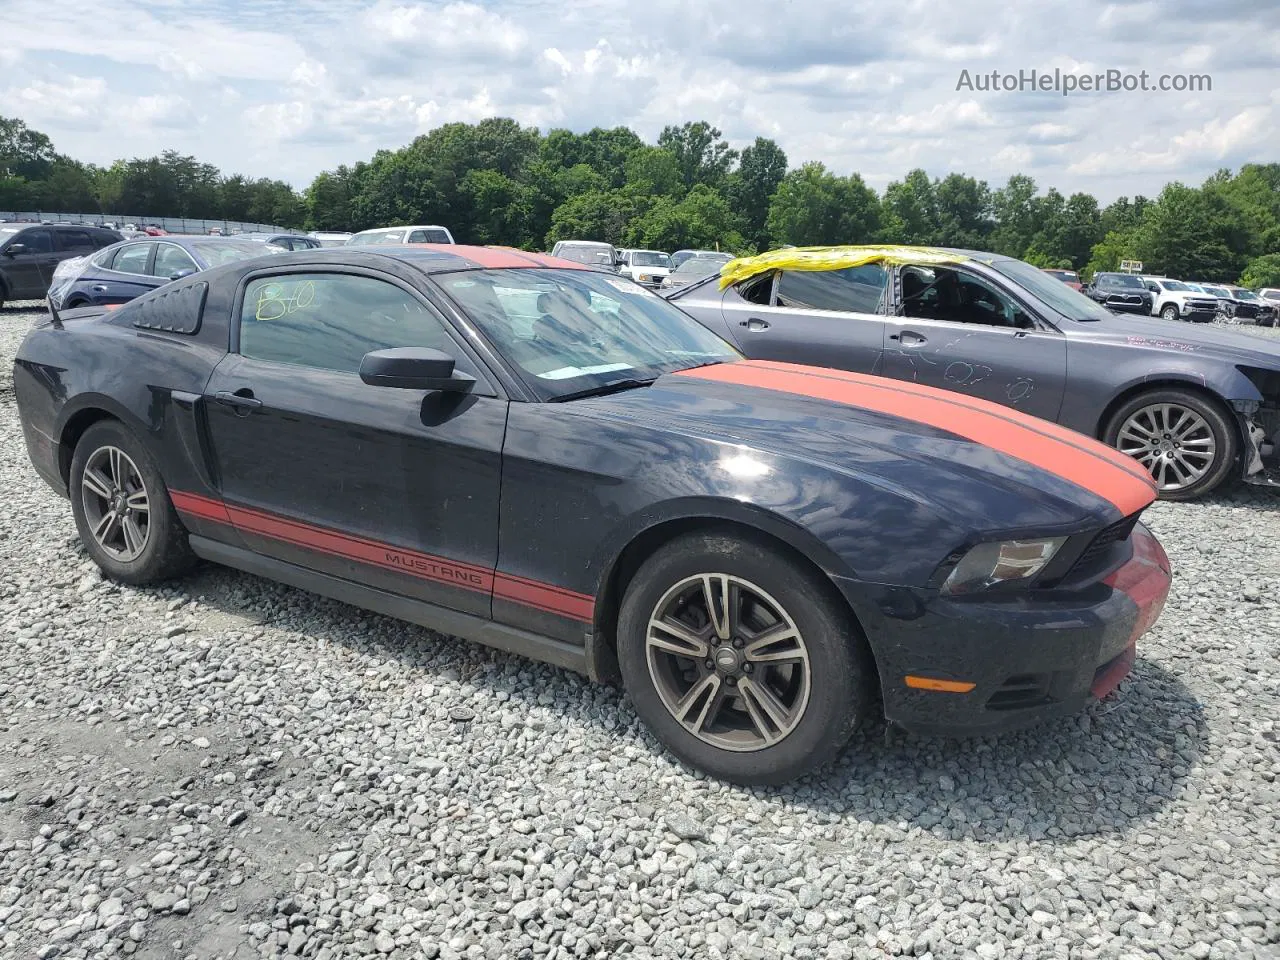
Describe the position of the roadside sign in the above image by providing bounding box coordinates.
[1120,260,1144,274]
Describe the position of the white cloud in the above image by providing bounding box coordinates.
[0,0,1272,199]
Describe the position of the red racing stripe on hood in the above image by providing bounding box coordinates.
[447,245,545,268]
[675,360,1157,516]
[752,361,1153,486]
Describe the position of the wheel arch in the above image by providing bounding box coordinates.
[587,504,875,685]
[56,397,147,488]
[1095,377,1245,446]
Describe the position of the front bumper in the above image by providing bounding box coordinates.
[838,524,1171,736]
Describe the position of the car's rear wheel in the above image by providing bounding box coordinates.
[617,531,874,784]
[70,420,196,584]
[1104,388,1238,500]
[1160,305,1179,322]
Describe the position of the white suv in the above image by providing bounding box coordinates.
[1141,276,1219,323]
[618,249,671,287]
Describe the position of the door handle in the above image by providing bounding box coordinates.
[214,390,263,416]
[739,318,771,331]
[91,285,108,293]
[889,330,927,346]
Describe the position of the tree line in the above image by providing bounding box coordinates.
[4,114,1279,286]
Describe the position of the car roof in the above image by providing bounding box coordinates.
[233,244,592,275]
[355,225,450,234]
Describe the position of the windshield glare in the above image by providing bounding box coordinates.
[439,268,739,400]
[991,259,1114,321]
[632,251,669,267]
[1232,288,1258,300]
[190,239,278,266]
[1098,273,1143,288]
[1161,279,1190,291]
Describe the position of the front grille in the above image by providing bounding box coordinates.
[1065,512,1140,580]
[1235,303,1259,319]
[1187,299,1217,311]
[986,673,1052,710]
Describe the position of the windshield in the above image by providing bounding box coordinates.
[1098,273,1144,289]
[438,268,739,401]
[1158,279,1189,291]
[1044,269,1077,281]
[631,251,669,267]
[190,239,279,266]
[991,258,1114,321]
[674,258,725,278]
[1202,286,1230,298]
[557,245,615,266]
[347,230,402,245]
[1231,288,1258,301]
[0,227,20,239]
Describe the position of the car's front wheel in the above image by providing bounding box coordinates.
[617,531,874,784]
[1104,388,1238,500]
[1160,305,1180,322]
[69,419,196,584]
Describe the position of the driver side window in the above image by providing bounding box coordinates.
[900,265,1032,329]
[238,272,475,376]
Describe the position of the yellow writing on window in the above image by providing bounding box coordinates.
[254,280,315,321]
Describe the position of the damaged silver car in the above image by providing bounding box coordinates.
[670,245,1280,500]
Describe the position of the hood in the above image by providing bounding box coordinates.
[630,265,670,277]
[570,359,1155,533]
[1067,312,1280,366]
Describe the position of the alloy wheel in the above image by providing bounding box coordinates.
[80,445,151,561]
[645,573,811,752]
[1116,402,1216,492]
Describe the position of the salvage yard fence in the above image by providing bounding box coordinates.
[0,212,292,235]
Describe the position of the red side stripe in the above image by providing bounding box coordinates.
[169,492,593,622]
[676,361,1156,516]
[494,574,594,621]
[755,360,1153,485]
[170,490,230,523]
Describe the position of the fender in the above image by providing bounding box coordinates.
[587,493,864,601]
[1061,352,1263,437]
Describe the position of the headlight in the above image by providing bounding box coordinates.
[638,274,653,282]
[940,537,1066,595]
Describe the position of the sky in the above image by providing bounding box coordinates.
[2,0,1278,201]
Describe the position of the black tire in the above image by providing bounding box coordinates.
[1160,305,1179,322]
[616,531,875,785]
[1103,387,1239,501]
[69,419,196,584]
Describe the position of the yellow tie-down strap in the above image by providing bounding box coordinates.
[718,245,975,289]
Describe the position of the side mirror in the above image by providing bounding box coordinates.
[4,243,27,256]
[359,347,475,393]
[167,268,197,281]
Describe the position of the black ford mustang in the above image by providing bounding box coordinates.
[14,246,1171,784]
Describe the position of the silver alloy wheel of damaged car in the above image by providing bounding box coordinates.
[645,573,811,752]
[80,445,151,561]
[1115,402,1216,493]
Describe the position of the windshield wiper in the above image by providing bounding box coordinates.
[551,377,656,402]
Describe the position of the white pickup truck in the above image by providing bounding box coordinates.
[1141,277,1220,323]
[617,249,671,288]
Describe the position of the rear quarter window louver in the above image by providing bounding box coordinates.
[131,281,208,335]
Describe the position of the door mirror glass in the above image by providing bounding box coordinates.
[5,243,26,256]
[359,347,474,393]
[168,268,197,281]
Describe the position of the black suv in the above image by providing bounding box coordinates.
[0,223,122,308]
[1083,272,1153,314]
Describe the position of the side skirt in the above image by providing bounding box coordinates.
[188,535,592,677]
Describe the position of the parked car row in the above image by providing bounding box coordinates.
[15,243,1174,784]
[1072,271,1278,327]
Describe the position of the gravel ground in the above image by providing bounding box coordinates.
[1,301,1278,960]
